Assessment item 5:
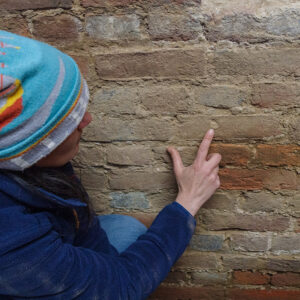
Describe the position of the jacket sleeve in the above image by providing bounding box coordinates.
[0,202,195,300]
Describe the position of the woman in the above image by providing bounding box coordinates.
[0,31,221,299]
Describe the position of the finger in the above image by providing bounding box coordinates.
[194,129,214,165]
[207,153,222,170]
[167,147,184,176]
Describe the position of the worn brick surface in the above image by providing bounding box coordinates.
[229,289,300,300]
[0,0,73,10]
[230,233,269,252]
[271,273,300,287]
[189,234,224,251]
[233,271,270,285]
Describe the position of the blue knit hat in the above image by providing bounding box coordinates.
[0,30,89,170]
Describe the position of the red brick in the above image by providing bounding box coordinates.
[233,271,270,285]
[229,289,300,300]
[251,82,300,108]
[33,15,81,42]
[271,273,300,287]
[201,211,290,232]
[95,49,206,79]
[0,0,72,10]
[209,144,252,167]
[219,168,299,190]
[255,144,300,167]
[149,286,225,300]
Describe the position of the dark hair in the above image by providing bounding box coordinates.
[2,166,94,229]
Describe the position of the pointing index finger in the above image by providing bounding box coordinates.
[194,129,214,165]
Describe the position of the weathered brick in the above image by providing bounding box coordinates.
[148,12,202,41]
[73,144,106,167]
[0,0,73,10]
[213,48,300,77]
[175,253,219,270]
[86,15,141,40]
[213,116,282,140]
[164,270,187,284]
[251,83,300,108]
[287,193,300,217]
[81,168,107,191]
[149,286,225,300]
[33,15,81,42]
[84,117,173,142]
[192,85,247,108]
[222,255,266,271]
[81,0,135,7]
[201,211,290,232]
[191,272,227,285]
[255,144,300,167]
[209,144,252,167]
[70,55,90,78]
[291,118,300,141]
[229,289,300,300]
[109,171,175,191]
[230,233,269,252]
[219,169,299,190]
[189,234,224,251]
[95,49,206,79]
[271,272,300,287]
[233,271,270,285]
[239,191,284,213]
[90,191,110,213]
[0,16,30,37]
[271,235,300,253]
[266,258,300,272]
[107,145,153,166]
[202,191,237,210]
[110,192,150,210]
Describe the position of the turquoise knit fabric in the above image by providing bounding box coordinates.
[0,31,89,170]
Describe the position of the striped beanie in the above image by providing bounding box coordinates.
[0,30,89,171]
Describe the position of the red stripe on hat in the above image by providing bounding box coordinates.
[0,96,23,131]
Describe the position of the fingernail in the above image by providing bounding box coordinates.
[208,129,214,136]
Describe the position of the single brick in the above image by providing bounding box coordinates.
[109,171,175,191]
[192,85,247,108]
[239,191,284,213]
[229,289,300,300]
[107,145,153,166]
[189,234,224,251]
[291,118,300,141]
[164,270,187,284]
[110,192,149,210]
[86,15,141,40]
[230,233,269,252]
[266,258,300,272]
[149,286,225,300]
[287,193,300,217]
[222,255,266,271]
[271,235,300,252]
[81,0,135,7]
[219,169,299,190]
[148,12,203,41]
[191,272,228,285]
[80,168,107,191]
[95,49,206,79]
[0,0,73,10]
[202,191,237,210]
[233,271,270,285]
[213,48,300,77]
[209,144,252,167]
[73,144,106,167]
[251,82,300,108]
[33,15,81,42]
[175,253,219,270]
[271,272,300,287]
[201,211,290,232]
[255,144,300,167]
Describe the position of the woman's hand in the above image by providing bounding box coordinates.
[167,129,221,216]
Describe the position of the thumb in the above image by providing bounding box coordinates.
[167,147,184,176]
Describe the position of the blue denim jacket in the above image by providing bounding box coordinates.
[0,164,195,299]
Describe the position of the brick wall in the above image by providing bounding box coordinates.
[1,0,299,299]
